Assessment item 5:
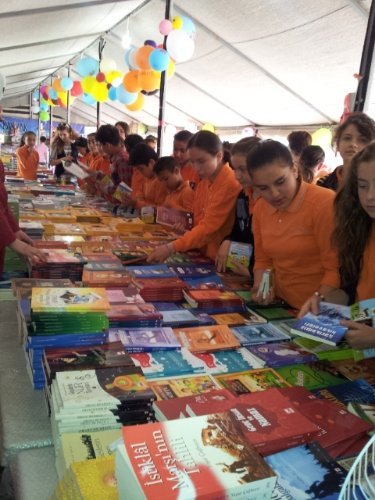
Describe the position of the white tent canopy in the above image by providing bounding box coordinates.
[0,0,372,130]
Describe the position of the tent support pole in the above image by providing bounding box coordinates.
[49,78,53,156]
[97,38,106,128]
[354,0,375,111]
[67,65,71,124]
[157,0,173,156]
[29,92,32,119]
[37,88,41,143]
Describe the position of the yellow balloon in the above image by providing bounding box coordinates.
[312,128,332,147]
[93,81,109,102]
[167,59,175,79]
[172,16,183,29]
[106,70,123,87]
[81,75,96,94]
[138,70,161,92]
[202,123,215,133]
[58,91,68,107]
[126,93,144,111]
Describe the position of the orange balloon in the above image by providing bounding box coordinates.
[123,70,141,93]
[138,70,161,92]
[134,46,154,70]
[126,93,144,111]
[52,78,64,92]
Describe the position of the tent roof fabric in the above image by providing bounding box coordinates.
[0,0,371,128]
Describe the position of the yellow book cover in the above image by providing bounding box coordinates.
[31,287,110,312]
[148,374,220,400]
[50,223,86,236]
[211,313,249,325]
[46,235,86,243]
[81,224,119,237]
[115,217,145,233]
[215,368,291,395]
[69,456,118,500]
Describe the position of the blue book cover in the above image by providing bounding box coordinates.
[153,302,184,311]
[183,348,261,375]
[248,342,317,367]
[314,378,375,406]
[169,264,217,279]
[265,442,346,499]
[27,332,108,348]
[291,302,350,346]
[126,264,176,278]
[181,274,224,287]
[160,309,215,327]
[108,327,181,352]
[232,324,291,346]
[130,350,197,378]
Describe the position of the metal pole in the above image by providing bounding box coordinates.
[354,0,375,111]
[67,64,71,124]
[97,38,106,128]
[49,77,53,153]
[157,0,173,156]
[37,87,41,143]
[29,92,33,119]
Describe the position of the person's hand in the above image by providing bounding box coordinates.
[215,240,231,272]
[15,230,34,246]
[10,239,48,264]
[65,155,73,162]
[172,222,186,235]
[231,261,250,277]
[147,244,173,263]
[342,320,375,350]
[298,292,321,318]
[251,285,275,305]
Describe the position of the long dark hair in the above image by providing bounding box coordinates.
[300,145,325,183]
[333,142,375,288]
[333,112,375,148]
[188,131,231,164]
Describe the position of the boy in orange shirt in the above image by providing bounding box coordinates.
[121,143,167,209]
[154,156,194,212]
[173,130,200,189]
[16,131,39,180]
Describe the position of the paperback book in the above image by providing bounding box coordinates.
[107,327,181,352]
[215,368,290,395]
[231,324,291,347]
[173,325,240,353]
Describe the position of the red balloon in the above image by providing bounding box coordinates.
[96,72,106,82]
[70,81,83,97]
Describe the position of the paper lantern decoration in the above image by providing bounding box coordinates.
[126,92,144,111]
[82,93,96,105]
[159,19,173,36]
[70,81,83,97]
[81,76,96,94]
[149,49,170,72]
[39,110,50,122]
[123,70,141,93]
[312,128,332,147]
[166,29,195,63]
[135,46,154,70]
[172,16,183,30]
[106,71,123,87]
[61,77,73,91]
[117,85,137,105]
[92,81,109,102]
[76,57,99,77]
[202,123,215,132]
[108,86,118,101]
[100,59,117,73]
[138,70,161,92]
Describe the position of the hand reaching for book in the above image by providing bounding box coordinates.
[216,240,231,272]
[341,320,375,349]
[15,229,34,246]
[10,239,48,264]
[147,244,174,263]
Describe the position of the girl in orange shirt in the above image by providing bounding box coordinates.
[248,140,339,310]
[301,142,375,349]
[16,131,39,180]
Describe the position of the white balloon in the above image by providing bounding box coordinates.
[31,105,40,113]
[166,30,195,63]
[100,59,117,73]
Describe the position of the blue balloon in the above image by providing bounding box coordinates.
[108,86,118,101]
[82,93,96,105]
[48,88,58,99]
[76,57,99,77]
[39,101,49,111]
[124,48,137,70]
[117,85,137,105]
[61,77,73,91]
[149,48,170,72]
[181,16,196,35]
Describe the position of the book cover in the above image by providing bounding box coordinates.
[85,262,126,272]
[226,242,253,271]
[231,324,291,346]
[182,348,263,375]
[247,342,317,367]
[183,289,244,307]
[265,442,347,500]
[113,181,132,202]
[116,413,276,499]
[291,302,351,346]
[148,374,220,400]
[130,350,196,378]
[212,310,267,326]
[107,328,181,352]
[170,264,217,279]
[173,325,240,353]
[314,378,375,406]
[275,363,346,391]
[215,368,290,395]
[156,205,193,230]
[68,456,118,499]
[330,358,375,386]
[31,287,110,312]
[126,264,177,279]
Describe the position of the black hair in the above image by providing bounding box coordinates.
[124,134,145,153]
[231,137,261,157]
[128,143,158,167]
[75,137,88,148]
[187,130,231,164]
[287,131,312,156]
[145,134,157,143]
[154,156,179,175]
[247,140,293,174]
[334,112,375,147]
[87,132,96,139]
[96,124,120,147]
[40,136,47,143]
[299,145,325,183]
[115,121,130,136]
[174,130,193,143]
[20,131,36,147]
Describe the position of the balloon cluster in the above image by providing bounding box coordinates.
[37,15,195,121]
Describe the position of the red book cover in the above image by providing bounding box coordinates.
[156,206,193,230]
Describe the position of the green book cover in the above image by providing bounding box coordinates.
[275,363,346,391]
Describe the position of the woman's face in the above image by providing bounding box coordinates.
[231,154,252,188]
[188,147,222,179]
[337,124,370,166]
[58,129,71,143]
[250,161,299,211]
[357,160,375,219]
[116,125,126,141]
[25,134,36,148]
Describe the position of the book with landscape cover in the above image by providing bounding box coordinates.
[31,287,110,312]
[231,324,291,346]
[247,342,317,367]
[173,325,240,352]
[265,442,347,500]
[115,413,276,500]
[107,327,181,352]
[215,368,290,395]
[314,378,375,407]
[156,205,193,230]
[182,347,263,375]
[130,350,197,379]
[275,363,346,391]
[226,242,253,271]
[148,374,220,400]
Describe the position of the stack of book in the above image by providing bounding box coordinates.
[107,303,163,329]
[183,288,246,312]
[19,220,44,239]
[82,262,132,288]
[133,277,187,302]
[28,249,86,281]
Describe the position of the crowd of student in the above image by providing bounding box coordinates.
[5,111,375,349]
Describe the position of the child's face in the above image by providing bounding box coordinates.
[87,136,98,154]
[157,167,182,191]
[77,146,87,156]
[189,147,222,179]
[173,140,190,167]
[116,125,126,141]
[25,135,36,148]
[357,160,375,219]
[136,161,155,179]
[338,124,370,166]
[231,154,252,188]
[58,130,71,142]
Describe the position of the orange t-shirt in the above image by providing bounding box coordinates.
[252,182,340,309]
[356,223,375,301]
[91,155,111,176]
[164,181,194,212]
[181,163,200,189]
[173,163,241,260]
[16,145,39,180]
[134,176,168,208]
[131,169,144,195]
